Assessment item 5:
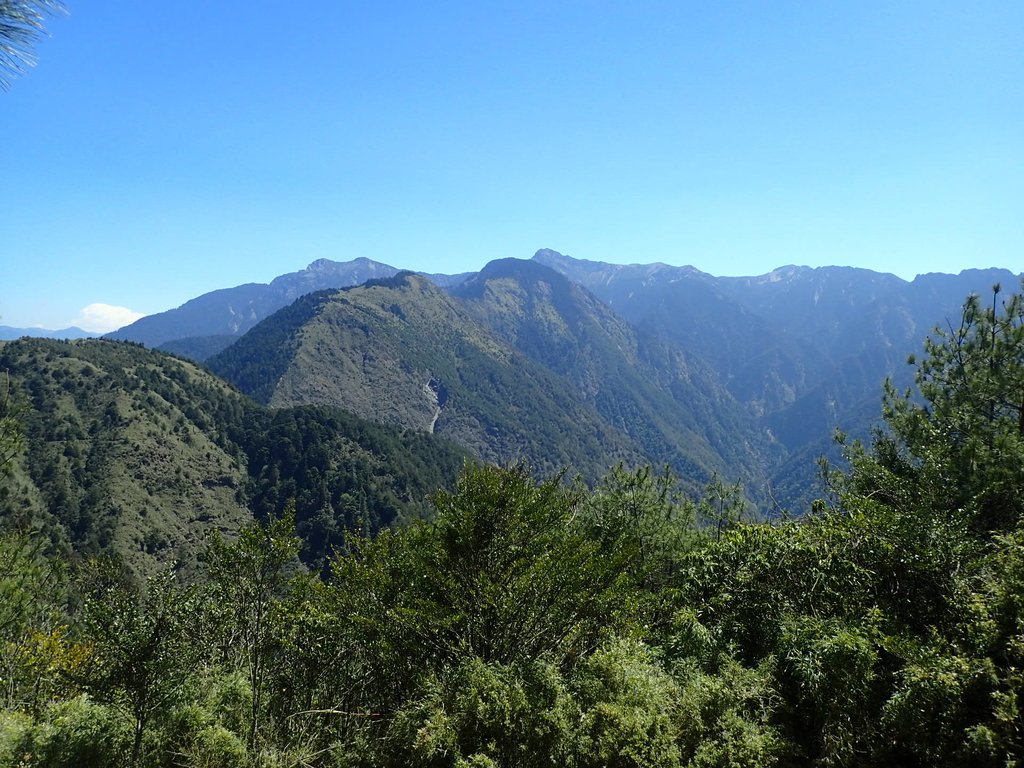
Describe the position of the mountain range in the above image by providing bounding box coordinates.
[12,250,1015,516]
[0,325,98,341]
[105,257,472,359]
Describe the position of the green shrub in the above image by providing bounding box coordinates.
[20,695,130,768]
[179,725,248,768]
[572,638,682,768]
[385,655,576,768]
[675,656,785,768]
[0,710,33,768]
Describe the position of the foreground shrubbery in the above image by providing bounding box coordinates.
[1,286,1023,766]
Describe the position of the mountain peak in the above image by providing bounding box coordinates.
[306,256,381,272]
[480,257,565,282]
[307,258,334,271]
[532,249,593,270]
[455,258,574,301]
[533,248,567,261]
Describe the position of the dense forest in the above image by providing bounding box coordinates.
[0,285,1023,767]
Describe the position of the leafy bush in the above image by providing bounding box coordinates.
[385,656,576,767]
[18,695,130,768]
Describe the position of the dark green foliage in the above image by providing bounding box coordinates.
[0,337,467,576]
[572,638,685,768]
[418,465,626,665]
[0,373,22,475]
[382,656,577,767]
[8,695,131,768]
[875,285,1024,533]
[77,566,203,767]
[205,511,302,748]
[238,404,466,569]
[0,529,65,713]
[326,464,634,716]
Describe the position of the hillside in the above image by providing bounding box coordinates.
[531,248,824,416]
[207,273,651,483]
[533,249,1022,505]
[0,338,467,574]
[534,250,1020,420]
[452,258,774,490]
[106,257,473,357]
[84,249,1023,513]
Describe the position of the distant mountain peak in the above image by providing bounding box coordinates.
[0,325,100,341]
[454,258,576,303]
[480,257,567,282]
[306,256,381,272]
[764,265,810,280]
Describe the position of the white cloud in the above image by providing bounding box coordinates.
[69,303,145,333]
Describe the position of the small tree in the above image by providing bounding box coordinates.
[330,463,636,731]
[848,282,1024,534]
[204,506,302,747]
[0,528,68,712]
[78,565,202,768]
[408,463,630,666]
[582,464,699,616]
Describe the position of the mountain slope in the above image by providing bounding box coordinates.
[534,249,1022,510]
[452,258,774,489]
[0,338,467,575]
[106,258,402,351]
[207,273,652,482]
[531,249,825,416]
[105,257,475,357]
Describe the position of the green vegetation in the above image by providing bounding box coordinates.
[208,273,649,482]
[453,259,772,497]
[0,337,467,575]
[208,266,773,495]
[0,284,1023,766]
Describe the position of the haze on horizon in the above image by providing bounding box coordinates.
[2,1,1021,331]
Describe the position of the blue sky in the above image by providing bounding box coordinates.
[2,1,1022,331]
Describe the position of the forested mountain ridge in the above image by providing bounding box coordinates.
[77,249,1020,512]
[0,337,467,575]
[104,257,473,358]
[207,272,652,483]
[533,249,1022,504]
[533,250,1020,415]
[451,258,773,491]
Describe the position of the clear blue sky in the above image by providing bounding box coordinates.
[2,1,1022,331]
